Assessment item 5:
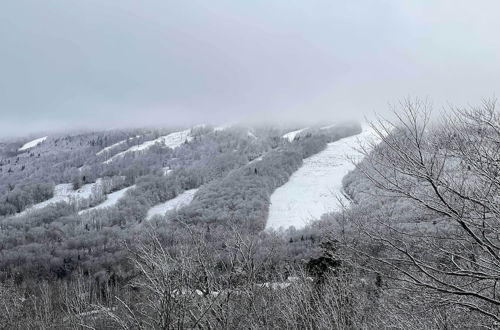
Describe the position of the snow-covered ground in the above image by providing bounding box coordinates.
[283,128,308,142]
[19,136,47,151]
[18,179,103,216]
[78,185,134,214]
[146,189,198,220]
[266,125,378,230]
[96,136,140,156]
[104,129,192,164]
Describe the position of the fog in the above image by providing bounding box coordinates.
[1,0,499,137]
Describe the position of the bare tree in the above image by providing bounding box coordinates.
[348,98,500,326]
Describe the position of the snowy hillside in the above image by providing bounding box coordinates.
[96,136,141,156]
[78,185,134,214]
[104,129,192,163]
[146,189,198,220]
[19,136,47,151]
[266,124,377,230]
[283,128,307,142]
[18,179,103,216]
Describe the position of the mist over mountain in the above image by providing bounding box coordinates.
[1,1,499,329]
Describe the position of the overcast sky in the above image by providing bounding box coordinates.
[1,0,499,137]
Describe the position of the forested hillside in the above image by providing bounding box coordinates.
[1,103,498,329]
[0,123,358,283]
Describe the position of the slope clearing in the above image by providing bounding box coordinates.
[19,136,47,151]
[104,129,192,163]
[146,188,198,220]
[266,125,376,230]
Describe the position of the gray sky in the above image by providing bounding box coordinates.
[1,0,499,137]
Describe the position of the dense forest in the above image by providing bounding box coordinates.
[0,101,499,329]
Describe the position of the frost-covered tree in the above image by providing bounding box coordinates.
[347,99,500,325]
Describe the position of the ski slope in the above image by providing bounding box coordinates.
[96,136,141,156]
[283,128,307,142]
[146,189,198,220]
[19,136,47,151]
[104,129,192,163]
[266,125,377,230]
[78,185,134,214]
[18,179,103,216]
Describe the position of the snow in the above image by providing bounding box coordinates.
[214,125,229,131]
[18,179,103,216]
[78,185,134,214]
[251,155,264,163]
[255,282,291,289]
[19,136,47,151]
[146,189,198,220]
[266,125,378,230]
[104,129,192,164]
[172,276,314,298]
[248,152,267,165]
[96,135,140,156]
[283,128,308,142]
[320,124,336,130]
[214,123,234,132]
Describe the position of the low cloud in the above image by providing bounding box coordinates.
[1,1,499,137]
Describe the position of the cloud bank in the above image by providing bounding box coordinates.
[1,0,499,137]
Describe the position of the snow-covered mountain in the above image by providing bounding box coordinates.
[1,122,364,228]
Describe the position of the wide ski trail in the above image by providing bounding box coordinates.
[266,125,376,229]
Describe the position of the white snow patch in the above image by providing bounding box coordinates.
[146,189,198,220]
[96,136,141,156]
[255,282,291,289]
[249,154,265,164]
[283,128,308,142]
[162,167,173,176]
[266,125,378,230]
[104,129,192,164]
[18,179,103,216]
[78,185,134,214]
[19,137,47,151]
[214,123,232,132]
[320,124,336,130]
